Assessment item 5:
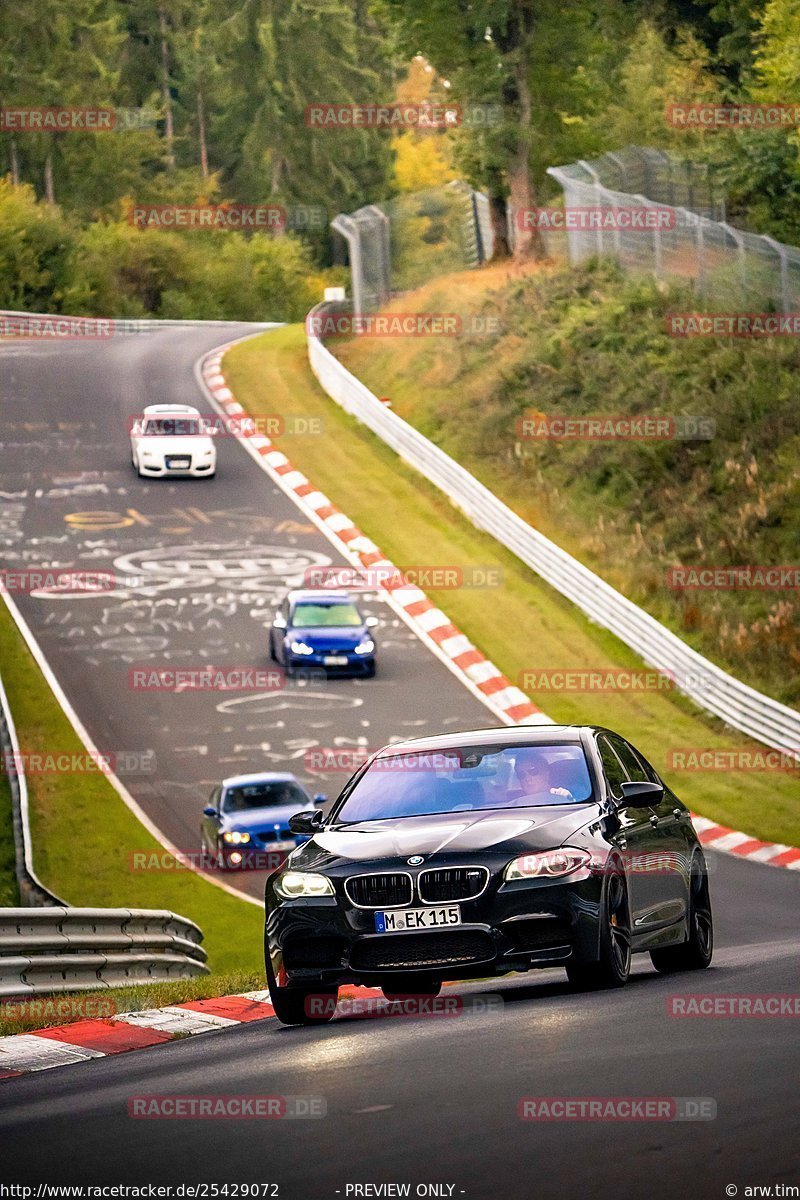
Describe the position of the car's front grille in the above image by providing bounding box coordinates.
[418,866,489,903]
[254,830,290,844]
[350,931,495,971]
[283,936,345,970]
[504,918,572,952]
[344,873,413,908]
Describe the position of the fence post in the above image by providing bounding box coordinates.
[762,235,791,313]
[331,213,364,316]
[577,159,604,257]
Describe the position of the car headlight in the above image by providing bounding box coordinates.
[504,847,593,881]
[289,640,315,655]
[201,446,214,456]
[222,831,251,845]
[141,449,155,457]
[354,638,375,655]
[274,871,334,899]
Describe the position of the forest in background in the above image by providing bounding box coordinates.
[3,0,800,315]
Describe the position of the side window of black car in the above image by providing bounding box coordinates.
[609,736,649,783]
[597,736,629,798]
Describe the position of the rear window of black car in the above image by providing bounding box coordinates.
[334,743,593,823]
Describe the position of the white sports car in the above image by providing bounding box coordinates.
[129,404,217,478]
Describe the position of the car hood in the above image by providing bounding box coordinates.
[285,625,368,648]
[138,436,214,455]
[219,802,308,833]
[293,805,600,868]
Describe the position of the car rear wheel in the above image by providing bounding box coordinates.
[265,953,338,1027]
[650,854,713,973]
[381,976,441,1001]
[566,866,631,990]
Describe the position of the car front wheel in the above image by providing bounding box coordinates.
[566,865,631,990]
[265,951,338,1027]
[650,853,713,973]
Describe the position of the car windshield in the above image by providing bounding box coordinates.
[291,601,363,628]
[144,417,204,436]
[222,782,308,812]
[334,744,594,823]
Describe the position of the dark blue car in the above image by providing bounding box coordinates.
[201,772,326,870]
[268,589,378,677]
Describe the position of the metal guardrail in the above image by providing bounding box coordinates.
[0,670,64,906]
[0,670,209,991]
[307,307,800,757]
[0,908,208,997]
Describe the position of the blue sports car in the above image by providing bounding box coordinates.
[201,772,326,870]
[269,589,378,677]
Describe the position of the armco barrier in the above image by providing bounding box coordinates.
[0,908,208,998]
[307,305,800,757]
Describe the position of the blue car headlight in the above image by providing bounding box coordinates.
[289,639,315,655]
[354,638,375,655]
[222,831,251,845]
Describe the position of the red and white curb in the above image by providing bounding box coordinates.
[0,986,401,1079]
[0,991,277,1078]
[691,816,800,870]
[199,347,547,727]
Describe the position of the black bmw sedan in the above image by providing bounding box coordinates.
[264,725,713,1025]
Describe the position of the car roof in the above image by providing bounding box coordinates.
[286,589,356,604]
[142,404,201,416]
[374,725,594,757]
[221,771,303,788]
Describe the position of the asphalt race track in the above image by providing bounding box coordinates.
[0,852,798,1196]
[0,325,798,1197]
[0,324,493,899]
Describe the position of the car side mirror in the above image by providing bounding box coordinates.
[289,810,323,835]
[619,781,664,807]
[273,613,287,629]
[313,793,328,806]
[365,616,379,629]
[203,806,218,817]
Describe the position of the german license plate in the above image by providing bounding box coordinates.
[375,905,461,932]
[324,655,349,666]
[167,456,190,468]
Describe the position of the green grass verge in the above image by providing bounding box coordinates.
[0,602,264,975]
[0,970,264,1037]
[223,324,800,847]
[0,767,19,907]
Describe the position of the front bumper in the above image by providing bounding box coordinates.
[138,458,215,477]
[265,868,604,986]
[285,652,375,676]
